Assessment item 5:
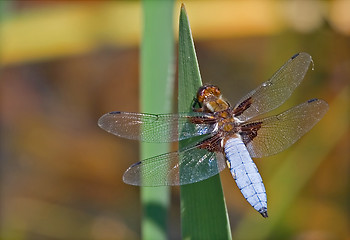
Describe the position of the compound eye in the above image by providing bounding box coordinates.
[206,86,221,97]
[196,85,210,102]
[212,86,221,96]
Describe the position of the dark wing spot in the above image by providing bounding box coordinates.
[233,97,252,117]
[240,121,262,144]
[308,98,318,103]
[109,111,121,114]
[189,115,218,124]
[197,133,223,153]
[130,161,142,167]
[291,53,300,59]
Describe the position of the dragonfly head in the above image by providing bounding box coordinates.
[196,84,222,104]
[196,84,230,113]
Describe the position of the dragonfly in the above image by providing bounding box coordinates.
[98,52,328,218]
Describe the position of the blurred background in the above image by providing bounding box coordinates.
[1,1,349,239]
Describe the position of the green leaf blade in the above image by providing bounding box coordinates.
[178,5,232,240]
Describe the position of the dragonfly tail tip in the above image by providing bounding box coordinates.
[259,207,268,218]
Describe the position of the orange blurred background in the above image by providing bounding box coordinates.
[1,1,349,239]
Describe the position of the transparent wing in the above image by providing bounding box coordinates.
[123,145,227,186]
[233,52,313,121]
[98,111,217,142]
[241,99,329,158]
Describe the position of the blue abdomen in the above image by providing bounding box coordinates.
[224,137,268,217]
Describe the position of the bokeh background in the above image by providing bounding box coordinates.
[1,1,349,239]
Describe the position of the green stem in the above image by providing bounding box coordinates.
[140,0,175,239]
